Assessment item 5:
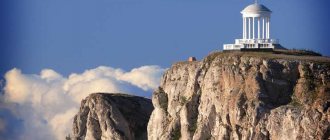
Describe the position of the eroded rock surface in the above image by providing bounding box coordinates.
[72,93,153,140]
[148,52,330,140]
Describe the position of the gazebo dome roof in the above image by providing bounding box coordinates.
[241,4,271,14]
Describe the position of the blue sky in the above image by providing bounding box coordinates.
[0,0,330,76]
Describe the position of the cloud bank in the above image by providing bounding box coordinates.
[0,65,165,140]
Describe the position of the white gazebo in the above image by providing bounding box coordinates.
[223,2,281,51]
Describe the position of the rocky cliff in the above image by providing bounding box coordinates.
[71,93,153,140]
[148,52,330,140]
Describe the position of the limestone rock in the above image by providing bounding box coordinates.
[147,52,330,140]
[71,93,153,140]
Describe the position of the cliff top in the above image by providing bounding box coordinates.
[176,50,330,66]
[213,50,330,62]
[87,92,150,99]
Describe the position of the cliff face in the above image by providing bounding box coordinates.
[71,93,153,140]
[148,52,330,140]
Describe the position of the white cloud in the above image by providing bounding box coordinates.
[3,69,31,104]
[120,65,164,91]
[50,108,78,140]
[1,65,165,140]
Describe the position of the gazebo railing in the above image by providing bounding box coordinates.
[235,39,279,44]
[223,44,243,50]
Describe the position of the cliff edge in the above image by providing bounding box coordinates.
[148,51,330,140]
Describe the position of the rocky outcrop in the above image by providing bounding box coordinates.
[71,93,153,140]
[148,52,330,140]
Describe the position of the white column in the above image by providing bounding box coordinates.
[246,17,248,39]
[252,17,255,39]
[267,17,270,39]
[265,17,267,39]
[258,17,260,39]
[244,17,247,39]
[268,17,270,38]
[243,17,244,39]
[243,17,246,39]
[262,17,265,39]
[266,17,268,39]
[248,17,251,39]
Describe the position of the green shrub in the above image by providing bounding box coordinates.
[157,87,168,112]
[180,96,187,106]
[65,135,71,140]
[172,127,181,140]
[188,121,197,133]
